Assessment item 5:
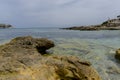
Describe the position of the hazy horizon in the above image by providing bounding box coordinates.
[0,0,120,28]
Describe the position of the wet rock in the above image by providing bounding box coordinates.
[0,36,101,80]
[115,49,120,60]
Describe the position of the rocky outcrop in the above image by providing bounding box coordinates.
[115,49,120,60]
[61,17,120,31]
[0,36,101,80]
[0,24,12,28]
[62,25,120,31]
[62,26,101,31]
[0,36,54,56]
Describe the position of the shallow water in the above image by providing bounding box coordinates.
[0,28,120,80]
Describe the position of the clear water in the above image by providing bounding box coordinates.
[0,28,120,80]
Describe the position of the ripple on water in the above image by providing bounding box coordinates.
[52,38,120,80]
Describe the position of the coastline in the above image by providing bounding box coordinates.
[61,17,120,31]
[0,28,119,80]
[61,26,120,31]
[0,36,102,80]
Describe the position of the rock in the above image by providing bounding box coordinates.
[0,36,101,80]
[62,25,120,31]
[0,24,12,28]
[61,16,120,31]
[115,49,120,60]
[0,36,54,56]
[0,56,101,80]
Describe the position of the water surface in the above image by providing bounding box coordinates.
[0,28,120,80]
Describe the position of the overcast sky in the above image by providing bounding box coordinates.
[0,0,120,28]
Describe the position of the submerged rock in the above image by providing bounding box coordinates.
[115,49,120,60]
[0,36,101,80]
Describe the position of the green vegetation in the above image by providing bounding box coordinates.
[101,21,108,26]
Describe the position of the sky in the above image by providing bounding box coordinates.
[0,0,120,28]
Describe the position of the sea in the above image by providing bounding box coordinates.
[0,27,120,80]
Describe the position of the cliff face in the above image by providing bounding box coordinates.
[0,24,12,28]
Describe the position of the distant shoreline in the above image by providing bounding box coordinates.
[0,24,13,29]
[61,26,120,31]
[61,16,120,31]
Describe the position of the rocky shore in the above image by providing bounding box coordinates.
[62,26,120,31]
[62,16,120,31]
[0,24,12,28]
[115,49,120,61]
[0,36,101,80]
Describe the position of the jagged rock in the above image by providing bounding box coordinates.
[0,36,101,80]
[115,49,120,60]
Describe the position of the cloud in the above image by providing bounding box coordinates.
[0,0,120,27]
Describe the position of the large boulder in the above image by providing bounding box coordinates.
[115,48,120,60]
[0,56,101,80]
[0,36,101,80]
[0,36,54,56]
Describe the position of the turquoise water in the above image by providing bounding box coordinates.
[0,28,120,80]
